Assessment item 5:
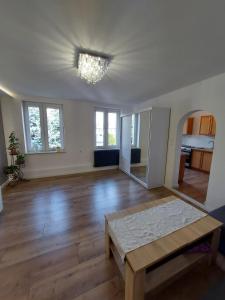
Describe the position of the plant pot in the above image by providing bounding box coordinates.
[8,174,19,186]
[16,160,25,166]
[8,173,15,180]
[10,149,18,155]
[4,165,19,176]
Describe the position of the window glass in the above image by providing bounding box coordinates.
[24,102,64,153]
[96,111,104,147]
[28,106,43,151]
[108,112,117,146]
[47,107,62,150]
[131,114,135,146]
[95,109,119,148]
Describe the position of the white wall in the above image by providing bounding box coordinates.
[1,96,125,179]
[135,72,225,211]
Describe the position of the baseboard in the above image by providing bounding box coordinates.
[23,164,119,179]
[131,162,146,168]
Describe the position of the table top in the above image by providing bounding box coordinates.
[105,196,222,272]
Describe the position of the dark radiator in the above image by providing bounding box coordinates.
[94,149,119,167]
[131,148,141,164]
[94,148,141,168]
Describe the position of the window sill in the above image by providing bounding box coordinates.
[95,149,120,151]
[95,148,120,150]
[25,150,66,155]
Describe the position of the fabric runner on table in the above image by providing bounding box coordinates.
[108,198,207,261]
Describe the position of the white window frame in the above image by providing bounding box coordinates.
[95,108,120,149]
[23,101,64,153]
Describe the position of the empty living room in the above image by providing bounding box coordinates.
[1,1,225,299]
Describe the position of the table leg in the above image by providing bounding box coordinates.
[209,228,221,265]
[105,219,112,258]
[125,261,145,300]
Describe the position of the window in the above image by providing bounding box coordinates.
[96,111,104,147]
[23,102,64,153]
[131,113,139,147]
[95,108,120,148]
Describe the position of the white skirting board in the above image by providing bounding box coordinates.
[23,164,119,179]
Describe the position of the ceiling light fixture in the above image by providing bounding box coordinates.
[75,49,112,84]
[0,85,15,98]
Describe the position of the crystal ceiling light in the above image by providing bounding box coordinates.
[75,49,112,84]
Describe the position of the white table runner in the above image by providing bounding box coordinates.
[108,198,207,261]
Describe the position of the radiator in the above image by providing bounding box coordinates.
[94,148,141,167]
[94,149,119,167]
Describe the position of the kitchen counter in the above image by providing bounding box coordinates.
[191,147,213,153]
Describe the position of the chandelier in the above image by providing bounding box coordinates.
[76,49,111,84]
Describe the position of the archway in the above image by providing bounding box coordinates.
[173,110,216,204]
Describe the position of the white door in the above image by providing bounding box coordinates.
[119,115,131,174]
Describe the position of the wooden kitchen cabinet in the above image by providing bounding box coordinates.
[210,116,216,136]
[191,150,202,169]
[201,152,213,172]
[199,116,212,135]
[183,117,194,135]
[191,149,213,173]
[199,115,216,136]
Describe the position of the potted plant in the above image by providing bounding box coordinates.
[15,154,25,167]
[3,132,26,186]
[4,165,19,175]
[4,165,20,186]
[8,132,19,155]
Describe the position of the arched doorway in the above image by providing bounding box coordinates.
[173,110,216,204]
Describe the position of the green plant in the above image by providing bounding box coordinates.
[8,131,19,154]
[15,154,25,165]
[4,165,19,175]
[3,132,26,185]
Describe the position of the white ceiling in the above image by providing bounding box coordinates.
[1,0,225,104]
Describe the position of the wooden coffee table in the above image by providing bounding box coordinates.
[105,196,222,300]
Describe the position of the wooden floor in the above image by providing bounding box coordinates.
[177,168,210,203]
[0,169,223,300]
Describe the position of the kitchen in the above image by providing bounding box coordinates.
[178,111,216,203]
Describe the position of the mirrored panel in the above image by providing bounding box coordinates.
[130,111,150,184]
[119,115,132,174]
